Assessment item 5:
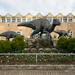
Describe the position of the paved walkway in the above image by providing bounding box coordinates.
[0,70,75,75]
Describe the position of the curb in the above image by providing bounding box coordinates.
[0,65,75,70]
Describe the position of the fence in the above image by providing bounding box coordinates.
[0,53,75,64]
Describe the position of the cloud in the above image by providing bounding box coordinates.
[0,0,75,15]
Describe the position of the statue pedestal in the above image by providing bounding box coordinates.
[25,38,54,48]
[25,33,57,48]
[34,38,53,48]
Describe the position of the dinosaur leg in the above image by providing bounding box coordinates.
[30,27,40,38]
[43,30,50,39]
[49,34,54,48]
[43,27,50,36]
[39,31,43,38]
[58,35,62,39]
[6,37,10,41]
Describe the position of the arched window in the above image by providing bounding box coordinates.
[22,18,26,22]
[7,18,11,22]
[68,18,72,22]
[8,24,10,27]
[2,17,5,23]
[63,18,67,22]
[27,18,31,22]
[68,24,72,26]
[58,18,62,22]
[17,18,21,22]
[73,18,75,22]
[12,18,16,22]
[47,18,52,22]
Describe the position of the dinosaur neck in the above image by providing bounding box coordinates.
[49,24,56,33]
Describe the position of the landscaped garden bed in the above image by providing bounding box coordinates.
[0,36,75,65]
[0,54,75,65]
[20,48,67,53]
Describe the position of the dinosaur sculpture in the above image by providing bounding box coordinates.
[0,31,24,40]
[18,18,61,38]
[54,30,72,38]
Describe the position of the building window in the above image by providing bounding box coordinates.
[17,18,21,22]
[12,18,16,22]
[63,18,67,22]
[68,24,72,26]
[22,19,26,22]
[48,18,52,22]
[58,18,62,22]
[2,17,5,23]
[73,18,75,22]
[68,18,72,22]
[8,24,10,27]
[7,18,11,22]
[27,18,31,22]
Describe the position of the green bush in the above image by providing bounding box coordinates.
[67,38,75,52]
[0,40,11,53]
[56,36,68,50]
[56,36,75,53]
[11,36,26,52]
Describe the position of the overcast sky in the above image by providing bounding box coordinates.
[0,0,75,16]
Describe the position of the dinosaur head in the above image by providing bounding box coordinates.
[53,19,61,26]
[67,30,72,38]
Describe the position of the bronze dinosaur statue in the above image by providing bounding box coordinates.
[54,30,72,38]
[18,18,61,38]
[0,31,24,40]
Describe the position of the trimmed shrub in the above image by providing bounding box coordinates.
[67,38,75,52]
[11,36,26,52]
[0,40,11,53]
[56,36,68,50]
[56,36,75,53]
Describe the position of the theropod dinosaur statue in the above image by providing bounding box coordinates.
[0,31,24,40]
[54,30,72,38]
[18,19,61,38]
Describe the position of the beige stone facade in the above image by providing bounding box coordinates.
[0,13,75,39]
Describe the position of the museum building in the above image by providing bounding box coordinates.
[0,13,75,40]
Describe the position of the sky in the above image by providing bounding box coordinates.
[0,0,75,16]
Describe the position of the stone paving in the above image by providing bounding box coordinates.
[0,70,75,75]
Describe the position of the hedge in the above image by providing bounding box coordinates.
[0,36,26,53]
[11,36,26,52]
[56,36,75,53]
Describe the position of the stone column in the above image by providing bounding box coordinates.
[21,17,22,22]
[10,18,12,22]
[26,18,27,22]
[16,18,17,22]
[0,17,1,22]
[67,17,69,22]
[51,17,53,23]
[5,17,7,22]
[62,18,63,22]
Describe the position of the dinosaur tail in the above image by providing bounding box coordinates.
[0,34,3,36]
[17,22,35,29]
[54,31,61,34]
